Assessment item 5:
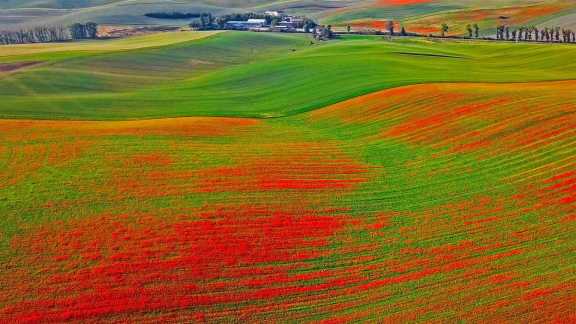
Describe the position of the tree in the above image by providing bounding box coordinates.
[303,19,317,33]
[215,16,227,29]
[441,23,449,37]
[388,20,395,35]
[466,24,473,38]
[525,27,532,41]
[70,23,85,39]
[197,13,214,30]
[314,25,334,40]
[86,22,98,39]
[496,25,504,40]
[69,22,98,40]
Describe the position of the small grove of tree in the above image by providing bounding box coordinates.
[189,13,215,30]
[0,22,98,45]
[496,25,575,43]
[562,29,576,43]
[313,25,334,40]
[0,25,70,45]
[69,22,99,40]
[466,24,481,38]
[302,18,318,33]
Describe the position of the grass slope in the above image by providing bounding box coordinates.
[1,32,575,120]
[3,0,576,32]
[0,31,312,116]
[0,80,574,322]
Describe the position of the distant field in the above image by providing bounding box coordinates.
[2,0,576,33]
[0,0,357,28]
[0,30,221,58]
[402,1,575,35]
[322,0,576,36]
[1,31,576,120]
[1,78,574,321]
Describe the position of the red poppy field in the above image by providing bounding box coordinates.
[1,79,574,322]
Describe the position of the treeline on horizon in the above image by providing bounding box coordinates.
[0,22,98,45]
[145,12,206,19]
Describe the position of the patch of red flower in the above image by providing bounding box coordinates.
[192,142,371,193]
[2,206,353,322]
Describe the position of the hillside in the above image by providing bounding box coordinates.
[0,8,575,321]
[1,78,574,322]
[1,0,576,35]
[1,31,575,120]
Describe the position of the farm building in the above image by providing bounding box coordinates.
[225,19,267,30]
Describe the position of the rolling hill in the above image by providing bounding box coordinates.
[0,34,574,318]
[1,31,575,120]
[1,0,576,35]
[0,0,576,318]
[0,2,575,322]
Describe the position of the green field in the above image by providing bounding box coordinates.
[0,28,575,322]
[1,31,576,120]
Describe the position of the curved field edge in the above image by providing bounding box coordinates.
[0,31,224,60]
[0,79,574,322]
[1,34,576,120]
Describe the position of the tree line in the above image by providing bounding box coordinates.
[413,22,575,43]
[145,12,206,19]
[0,22,99,45]
[496,25,575,43]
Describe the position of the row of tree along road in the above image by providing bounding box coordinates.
[495,25,576,43]
[0,23,98,45]
[336,21,576,44]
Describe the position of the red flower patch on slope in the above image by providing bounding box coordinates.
[3,207,351,322]
[198,157,369,192]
